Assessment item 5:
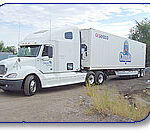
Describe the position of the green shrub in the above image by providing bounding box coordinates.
[85,84,149,121]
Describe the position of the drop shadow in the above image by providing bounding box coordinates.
[37,83,84,94]
[109,76,138,81]
[0,90,24,97]
[0,83,84,97]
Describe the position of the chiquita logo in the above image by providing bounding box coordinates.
[95,33,109,40]
[119,40,131,64]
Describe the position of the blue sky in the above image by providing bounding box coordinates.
[0,4,150,47]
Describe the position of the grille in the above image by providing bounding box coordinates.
[0,81,5,87]
[0,65,6,75]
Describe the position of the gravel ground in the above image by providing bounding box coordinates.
[0,72,149,122]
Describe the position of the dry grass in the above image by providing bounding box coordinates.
[85,83,149,121]
[145,89,150,102]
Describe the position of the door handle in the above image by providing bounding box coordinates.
[42,58,49,61]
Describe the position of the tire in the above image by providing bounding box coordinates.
[137,70,141,78]
[85,71,96,85]
[23,75,38,96]
[140,69,145,77]
[95,71,105,85]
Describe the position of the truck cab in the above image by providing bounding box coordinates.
[0,27,87,96]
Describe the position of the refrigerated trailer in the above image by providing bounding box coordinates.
[0,27,146,96]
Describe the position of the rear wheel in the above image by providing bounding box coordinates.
[95,71,105,85]
[23,75,38,96]
[137,70,141,78]
[86,71,96,85]
[140,69,145,77]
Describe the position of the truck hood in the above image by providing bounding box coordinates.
[0,57,36,75]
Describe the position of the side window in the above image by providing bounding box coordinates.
[42,46,48,56]
[42,45,53,58]
[65,32,73,39]
[48,46,53,58]
[81,44,88,60]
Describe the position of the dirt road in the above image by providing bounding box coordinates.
[0,72,150,122]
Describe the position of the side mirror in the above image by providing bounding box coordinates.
[48,46,53,58]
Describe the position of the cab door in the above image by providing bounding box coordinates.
[40,45,54,73]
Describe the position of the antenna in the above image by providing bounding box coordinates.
[18,16,21,48]
[49,19,52,42]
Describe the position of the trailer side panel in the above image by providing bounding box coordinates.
[81,29,146,70]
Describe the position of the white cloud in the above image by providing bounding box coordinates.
[78,21,135,38]
[120,4,150,16]
[0,5,114,30]
[0,4,123,28]
[30,5,45,11]
[0,4,150,46]
[99,21,135,37]
[64,8,75,11]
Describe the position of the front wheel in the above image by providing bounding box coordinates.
[23,75,38,96]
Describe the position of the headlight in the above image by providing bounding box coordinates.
[5,73,17,78]
[0,65,7,75]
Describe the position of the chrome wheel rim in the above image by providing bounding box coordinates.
[98,74,104,84]
[30,80,36,93]
[88,74,95,85]
[138,72,140,78]
[141,70,144,77]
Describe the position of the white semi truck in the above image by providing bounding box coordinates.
[0,27,146,96]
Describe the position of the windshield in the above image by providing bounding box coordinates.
[17,45,41,57]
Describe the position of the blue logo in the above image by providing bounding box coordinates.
[49,61,52,64]
[119,41,131,64]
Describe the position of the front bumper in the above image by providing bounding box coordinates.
[0,79,23,91]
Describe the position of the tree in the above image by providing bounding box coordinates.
[0,41,4,52]
[2,46,17,54]
[0,41,17,54]
[129,18,150,66]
